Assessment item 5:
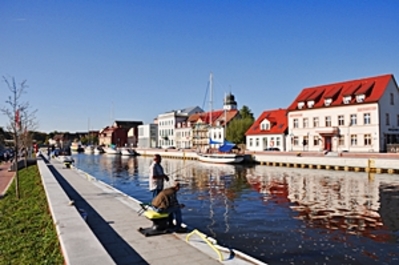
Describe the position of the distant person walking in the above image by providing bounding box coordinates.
[3,151,8,163]
[47,146,51,161]
[149,154,169,198]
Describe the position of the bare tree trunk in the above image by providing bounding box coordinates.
[15,135,20,199]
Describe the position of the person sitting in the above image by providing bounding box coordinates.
[151,181,186,232]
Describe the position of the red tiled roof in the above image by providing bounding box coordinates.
[287,74,394,111]
[323,85,342,99]
[190,110,224,125]
[355,81,375,95]
[214,109,239,126]
[245,108,287,136]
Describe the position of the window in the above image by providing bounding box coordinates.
[313,136,319,146]
[356,94,365,103]
[249,138,253,147]
[298,102,305,109]
[303,135,309,146]
[255,138,259,147]
[343,96,351,104]
[324,98,332,106]
[263,137,268,147]
[276,137,280,146]
[261,123,269,130]
[293,136,299,146]
[364,113,371,125]
[325,116,331,127]
[313,117,319,127]
[338,115,344,126]
[293,119,299,128]
[386,113,390,125]
[390,93,394,105]
[351,134,357,146]
[303,118,308,128]
[338,136,345,146]
[350,114,357,125]
[307,100,314,108]
[364,134,372,146]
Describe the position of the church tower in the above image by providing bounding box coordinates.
[223,92,237,110]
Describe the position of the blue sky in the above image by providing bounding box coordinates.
[1,0,398,133]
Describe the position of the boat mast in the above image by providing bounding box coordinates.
[224,92,227,140]
[209,72,213,129]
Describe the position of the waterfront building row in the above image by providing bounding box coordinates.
[245,74,399,153]
[83,73,399,154]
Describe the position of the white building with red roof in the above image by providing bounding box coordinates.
[287,74,399,153]
[245,108,288,152]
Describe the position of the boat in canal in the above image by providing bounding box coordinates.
[104,145,121,155]
[197,139,244,164]
[120,147,139,156]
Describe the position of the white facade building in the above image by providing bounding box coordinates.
[137,124,158,148]
[287,74,399,153]
[245,108,288,152]
[175,121,192,149]
[157,106,203,149]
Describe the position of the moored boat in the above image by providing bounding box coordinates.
[120,148,139,156]
[84,145,95,154]
[71,142,84,153]
[93,146,105,154]
[104,146,121,155]
[196,151,244,164]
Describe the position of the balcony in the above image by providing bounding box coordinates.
[315,127,339,135]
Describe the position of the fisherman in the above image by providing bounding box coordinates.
[149,154,169,198]
[151,181,186,232]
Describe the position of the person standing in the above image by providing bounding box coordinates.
[149,154,169,198]
[47,146,51,161]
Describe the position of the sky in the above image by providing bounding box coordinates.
[1,0,399,133]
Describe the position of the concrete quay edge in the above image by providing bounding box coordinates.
[137,148,399,174]
[37,157,116,265]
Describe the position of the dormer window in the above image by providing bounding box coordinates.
[343,96,351,104]
[298,102,305,109]
[324,98,332,106]
[307,100,314,108]
[261,123,270,130]
[356,94,365,103]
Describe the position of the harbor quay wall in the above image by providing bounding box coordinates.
[137,148,399,174]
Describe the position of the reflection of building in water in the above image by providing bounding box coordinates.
[246,166,399,242]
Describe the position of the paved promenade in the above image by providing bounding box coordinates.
[41,156,263,265]
[0,161,14,198]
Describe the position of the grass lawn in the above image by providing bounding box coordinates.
[0,164,64,265]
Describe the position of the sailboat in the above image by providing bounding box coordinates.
[196,73,245,164]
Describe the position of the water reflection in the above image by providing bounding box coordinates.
[246,167,399,243]
[72,154,399,264]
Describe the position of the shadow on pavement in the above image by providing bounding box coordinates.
[48,165,149,265]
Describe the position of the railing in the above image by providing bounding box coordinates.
[186,229,223,261]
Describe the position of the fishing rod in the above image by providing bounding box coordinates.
[165,161,196,182]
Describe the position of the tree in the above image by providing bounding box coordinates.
[239,105,255,120]
[226,105,255,144]
[0,76,37,199]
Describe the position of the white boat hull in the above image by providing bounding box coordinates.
[120,148,138,156]
[104,147,121,155]
[196,153,244,164]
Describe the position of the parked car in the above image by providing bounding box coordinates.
[265,147,280,151]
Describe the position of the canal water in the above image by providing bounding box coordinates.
[72,153,399,265]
